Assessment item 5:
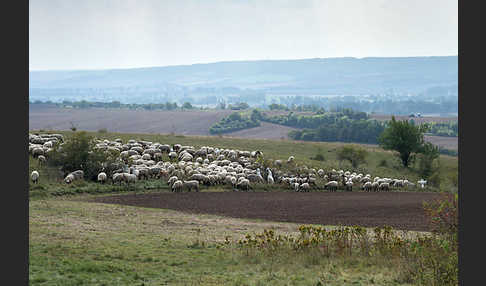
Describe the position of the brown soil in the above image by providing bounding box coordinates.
[225,122,300,140]
[29,106,233,135]
[90,191,445,231]
[424,135,458,151]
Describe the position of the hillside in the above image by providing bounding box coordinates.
[30,56,458,104]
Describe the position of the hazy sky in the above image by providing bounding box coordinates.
[29,0,458,71]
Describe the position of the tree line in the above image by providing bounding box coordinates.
[209,112,260,134]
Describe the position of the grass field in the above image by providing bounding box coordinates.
[29,130,458,285]
[29,106,459,150]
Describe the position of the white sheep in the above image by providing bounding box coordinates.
[167,176,179,187]
[324,181,338,192]
[123,173,137,185]
[237,178,250,191]
[362,181,372,192]
[37,155,47,165]
[417,179,427,188]
[379,182,390,192]
[97,172,107,184]
[31,170,39,184]
[64,174,75,184]
[300,182,310,192]
[112,173,124,185]
[183,180,200,192]
[293,182,300,192]
[371,182,380,192]
[345,180,353,192]
[172,180,183,192]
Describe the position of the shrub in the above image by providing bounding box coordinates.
[417,142,440,178]
[336,145,368,168]
[423,193,458,238]
[378,159,388,167]
[48,131,115,180]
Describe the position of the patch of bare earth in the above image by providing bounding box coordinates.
[224,122,300,140]
[424,135,458,151]
[90,191,445,232]
[29,106,233,135]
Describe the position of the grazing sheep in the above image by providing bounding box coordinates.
[300,182,310,192]
[31,147,44,157]
[97,172,107,184]
[112,173,124,185]
[237,178,251,191]
[172,180,183,192]
[417,179,427,188]
[362,181,372,192]
[379,182,390,192]
[230,176,237,189]
[123,173,137,185]
[167,176,179,187]
[267,175,274,185]
[287,156,295,164]
[64,174,75,184]
[71,170,84,180]
[37,155,47,165]
[345,181,353,192]
[293,182,300,192]
[324,181,338,192]
[31,170,39,184]
[371,182,380,192]
[183,180,200,192]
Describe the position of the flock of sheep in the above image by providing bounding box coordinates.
[29,133,427,192]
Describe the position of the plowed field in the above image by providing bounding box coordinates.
[91,191,445,231]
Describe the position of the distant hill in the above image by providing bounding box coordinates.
[29,56,457,103]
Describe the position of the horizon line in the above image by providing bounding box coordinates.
[29,54,458,73]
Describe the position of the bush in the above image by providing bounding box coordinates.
[423,193,458,238]
[336,145,368,168]
[48,131,115,180]
[311,153,325,161]
[417,142,440,178]
[378,159,388,167]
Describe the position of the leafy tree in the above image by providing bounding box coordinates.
[336,145,368,168]
[48,131,115,180]
[182,102,193,109]
[250,109,263,122]
[418,142,440,178]
[378,116,429,167]
[228,112,242,121]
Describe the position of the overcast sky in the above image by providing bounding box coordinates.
[29,0,458,71]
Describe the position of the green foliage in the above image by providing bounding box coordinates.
[336,145,368,168]
[417,142,440,178]
[378,116,429,167]
[209,112,260,134]
[378,159,388,167]
[268,103,288,111]
[182,102,193,109]
[231,223,457,286]
[47,131,114,180]
[228,102,250,110]
[265,109,384,144]
[310,153,325,161]
[425,121,458,137]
